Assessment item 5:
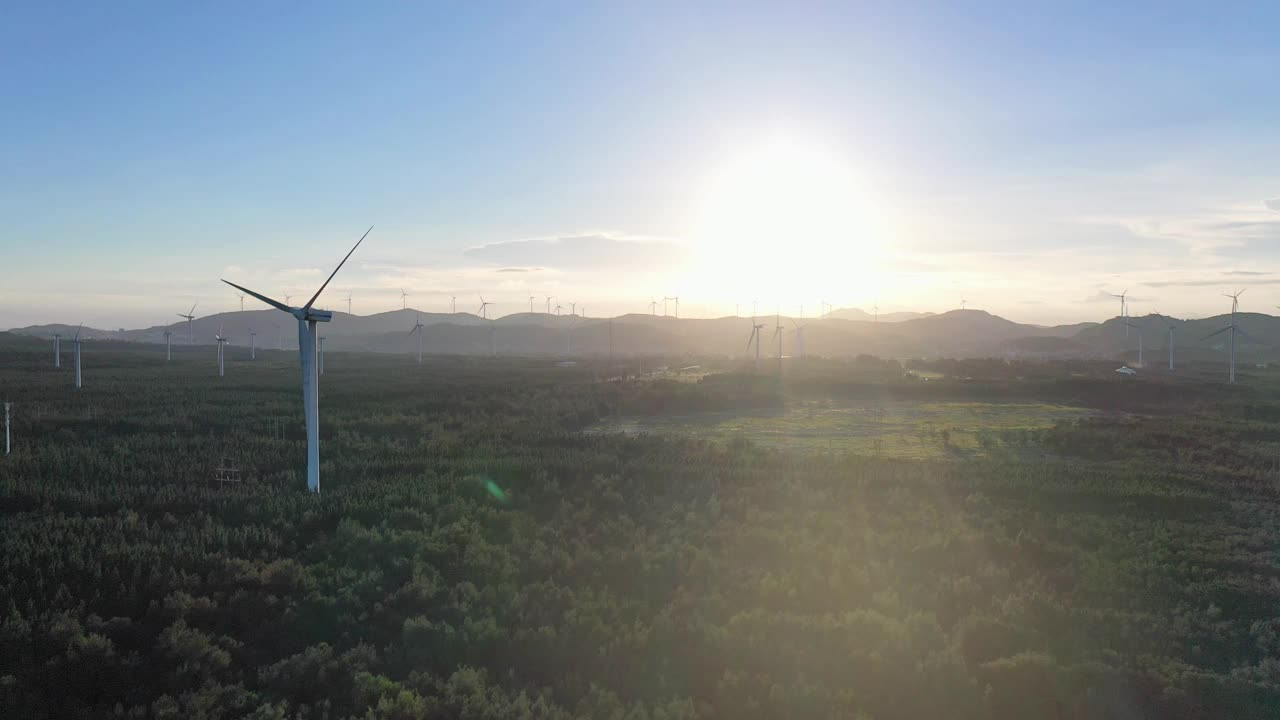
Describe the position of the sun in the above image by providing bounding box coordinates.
[687,136,884,308]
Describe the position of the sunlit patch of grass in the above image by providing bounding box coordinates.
[585,400,1094,458]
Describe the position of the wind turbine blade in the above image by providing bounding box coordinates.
[304,225,373,310]
[74,323,82,341]
[1237,326,1263,344]
[189,303,198,315]
[221,280,292,313]
[1202,326,1232,340]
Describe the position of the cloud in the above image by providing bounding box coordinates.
[1222,270,1270,276]
[1144,277,1280,288]
[496,267,542,273]
[1265,198,1280,213]
[464,234,689,270]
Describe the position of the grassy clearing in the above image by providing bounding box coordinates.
[585,400,1094,457]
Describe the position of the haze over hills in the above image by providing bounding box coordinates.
[15,308,1278,362]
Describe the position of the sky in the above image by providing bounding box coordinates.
[4,1,1280,329]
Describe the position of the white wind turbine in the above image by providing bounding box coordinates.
[222,226,372,493]
[545,296,553,314]
[215,324,228,377]
[648,298,657,315]
[236,293,245,312]
[409,313,426,364]
[791,317,807,358]
[1121,319,1143,368]
[72,325,83,389]
[746,317,765,370]
[163,330,173,361]
[1109,289,1129,336]
[52,333,61,368]
[1204,289,1247,383]
[400,289,408,310]
[529,296,535,313]
[345,290,353,315]
[178,302,198,345]
[478,296,496,356]
[772,313,785,374]
[570,301,577,316]
[873,304,879,322]
[451,296,457,314]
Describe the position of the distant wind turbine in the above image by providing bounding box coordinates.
[400,289,408,309]
[52,333,61,368]
[178,302,198,345]
[1109,290,1129,336]
[960,298,967,311]
[873,304,879,322]
[555,304,562,315]
[1204,289,1248,383]
[250,329,257,360]
[649,298,657,315]
[1121,320,1143,368]
[451,296,457,314]
[545,296,552,314]
[746,317,765,370]
[236,293,245,312]
[409,313,425,364]
[221,225,373,492]
[1154,311,1176,371]
[791,317,807,358]
[478,297,496,356]
[72,325,83,389]
[345,290,353,315]
[529,296,535,313]
[163,330,172,361]
[570,301,577,316]
[215,324,228,377]
[773,314,784,374]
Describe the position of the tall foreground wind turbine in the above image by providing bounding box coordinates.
[222,226,373,492]
[178,303,198,345]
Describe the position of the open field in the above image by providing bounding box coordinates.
[3,334,1280,718]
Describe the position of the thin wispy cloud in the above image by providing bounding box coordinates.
[464,234,689,270]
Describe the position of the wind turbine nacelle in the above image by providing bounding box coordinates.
[304,308,334,323]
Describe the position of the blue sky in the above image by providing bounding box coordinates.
[4,2,1280,328]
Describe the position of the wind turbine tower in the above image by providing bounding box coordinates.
[3,402,9,456]
[53,334,61,368]
[530,296,535,313]
[1122,320,1143,368]
[545,296,552,314]
[237,293,245,312]
[222,225,373,493]
[773,314,784,374]
[400,289,408,310]
[164,330,173,361]
[478,297,496,356]
[72,325,83,389]
[250,330,256,360]
[1109,290,1129,336]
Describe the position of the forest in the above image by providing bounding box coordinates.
[2,333,1279,719]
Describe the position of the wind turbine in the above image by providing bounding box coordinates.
[285,293,293,306]
[163,330,173,361]
[960,298,967,310]
[746,318,765,370]
[52,333,61,368]
[178,302,198,345]
[451,296,457,314]
[873,305,879,322]
[648,298,657,315]
[1204,290,1247,383]
[545,296,553,314]
[250,329,256,360]
[570,301,577,316]
[671,297,679,318]
[478,297,496,356]
[791,317,807,358]
[72,325,83,389]
[345,290,353,315]
[215,324,228,377]
[236,293,245,312]
[1122,320,1143,368]
[409,313,425,364]
[1109,290,1129,336]
[555,304,562,315]
[222,225,372,493]
[400,289,408,310]
[773,314,784,374]
[529,296,535,313]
